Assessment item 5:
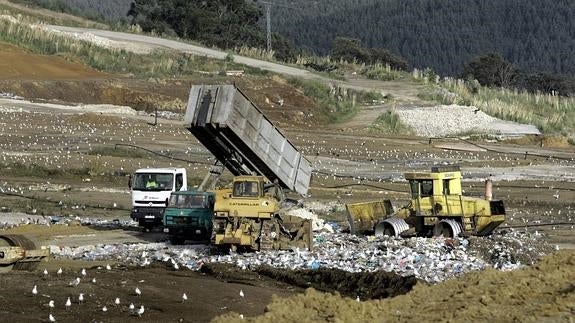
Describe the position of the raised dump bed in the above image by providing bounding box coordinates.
[184,84,312,195]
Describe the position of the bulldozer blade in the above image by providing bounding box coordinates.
[0,235,49,272]
[346,200,393,235]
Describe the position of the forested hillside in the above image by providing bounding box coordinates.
[269,0,575,76]
[12,0,132,22]
[11,0,575,78]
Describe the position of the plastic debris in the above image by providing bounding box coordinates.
[48,229,553,284]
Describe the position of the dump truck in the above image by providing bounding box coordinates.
[0,235,50,272]
[184,84,313,251]
[163,190,215,244]
[129,167,187,230]
[346,166,505,238]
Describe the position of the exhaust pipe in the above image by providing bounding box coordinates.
[484,176,493,201]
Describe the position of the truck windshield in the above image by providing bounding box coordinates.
[233,181,259,197]
[132,173,174,191]
[168,194,206,208]
[409,180,433,198]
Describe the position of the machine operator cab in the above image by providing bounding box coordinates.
[407,166,463,198]
[404,166,463,216]
[232,178,263,198]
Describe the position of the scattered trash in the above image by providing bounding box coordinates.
[48,229,553,283]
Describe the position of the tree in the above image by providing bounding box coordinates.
[331,37,371,63]
[331,37,408,69]
[462,53,518,88]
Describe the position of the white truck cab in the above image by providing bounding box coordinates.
[129,168,187,229]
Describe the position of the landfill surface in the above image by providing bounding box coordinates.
[214,250,575,323]
[38,213,553,284]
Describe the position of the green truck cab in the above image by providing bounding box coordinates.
[163,191,215,244]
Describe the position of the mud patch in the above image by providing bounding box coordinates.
[201,263,416,300]
[256,266,417,300]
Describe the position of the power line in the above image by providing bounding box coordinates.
[259,1,303,53]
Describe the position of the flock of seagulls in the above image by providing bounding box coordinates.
[28,266,173,322]
[27,265,248,321]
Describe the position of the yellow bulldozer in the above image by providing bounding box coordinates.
[212,175,311,251]
[346,166,505,238]
[0,234,50,272]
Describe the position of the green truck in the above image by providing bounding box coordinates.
[163,191,215,244]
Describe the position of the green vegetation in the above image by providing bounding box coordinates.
[0,16,246,77]
[369,111,413,135]
[330,37,407,70]
[287,77,383,123]
[363,64,406,82]
[10,0,131,23]
[268,0,575,77]
[0,162,90,178]
[127,0,296,62]
[0,2,85,26]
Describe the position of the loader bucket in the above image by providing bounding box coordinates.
[0,235,49,272]
[346,200,393,235]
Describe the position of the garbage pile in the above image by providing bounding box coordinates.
[0,212,137,230]
[48,230,552,284]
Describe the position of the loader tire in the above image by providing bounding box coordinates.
[0,235,40,271]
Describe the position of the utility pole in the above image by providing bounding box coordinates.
[262,1,272,53]
[260,1,302,53]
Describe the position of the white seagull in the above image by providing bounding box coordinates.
[49,314,56,322]
[69,277,81,287]
[57,268,63,276]
[182,293,188,303]
[65,297,71,310]
[48,300,55,309]
[129,303,135,311]
[106,264,112,271]
[43,269,49,276]
[239,289,244,298]
[115,297,121,306]
[102,306,108,312]
[32,285,38,296]
[81,268,87,277]
[135,287,141,296]
[137,305,145,317]
[78,293,84,304]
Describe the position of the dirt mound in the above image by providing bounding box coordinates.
[214,250,575,322]
[505,134,572,148]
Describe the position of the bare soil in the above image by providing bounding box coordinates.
[0,43,106,80]
[0,263,299,323]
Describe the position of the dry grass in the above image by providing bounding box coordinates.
[415,72,575,136]
[0,14,243,78]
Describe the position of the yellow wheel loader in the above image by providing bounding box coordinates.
[346,166,505,238]
[0,235,50,272]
